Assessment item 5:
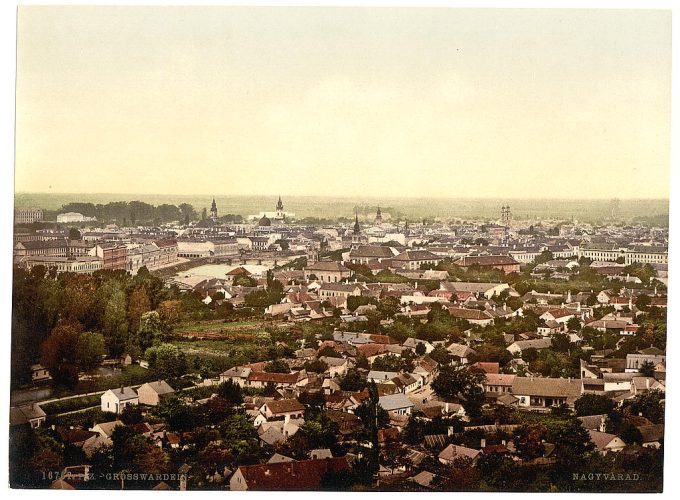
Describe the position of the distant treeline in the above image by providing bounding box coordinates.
[41,201,244,226]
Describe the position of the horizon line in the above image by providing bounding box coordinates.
[14,191,671,202]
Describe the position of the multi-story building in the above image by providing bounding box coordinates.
[154,239,179,266]
[20,255,103,274]
[304,261,353,283]
[579,243,668,265]
[89,243,128,271]
[56,212,97,223]
[14,208,43,225]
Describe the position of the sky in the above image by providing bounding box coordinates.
[14,6,671,199]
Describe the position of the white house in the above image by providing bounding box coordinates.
[101,387,139,414]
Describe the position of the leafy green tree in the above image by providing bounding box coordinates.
[102,282,129,357]
[145,343,188,379]
[371,354,403,372]
[136,310,163,351]
[574,394,615,416]
[120,404,144,425]
[217,380,244,406]
[639,360,656,377]
[264,359,290,373]
[355,382,386,475]
[415,342,427,356]
[76,331,106,372]
[552,333,571,353]
[127,285,151,333]
[40,319,84,387]
[317,345,342,358]
[432,365,486,420]
[513,423,547,460]
[154,396,200,431]
[429,345,452,365]
[626,390,664,424]
[339,368,366,391]
[567,316,582,331]
[304,359,329,373]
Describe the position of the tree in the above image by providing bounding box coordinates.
[157,300,183,328]
[304,359,329,373]
[552,333,571,353]
[145,343,188,379]
[354,382,386,475]
[639,360,656,377]
[178,203,197,225]
[522,347,539,363]
[127,285,151,333]
[68,227,82,240]
[432,365,486,420]
[154,396,199,431]
[339,368,366,391]
[120,404,144,425]
[429,345,452,365]
[371,354,403,372]
[102,282,129,357]
[76,331,106,373]
[264,359,290,373]
[40,319,84,387]
[415,342,427,356]
[626,390,664,424]
[380,440,412,474]
[317,345,341,358]
[513,423,547,460]
[136,310,163,351]
[574,394,615,416]
[545,417,595,468]
[217,380,244,406]
[567,316,582,332]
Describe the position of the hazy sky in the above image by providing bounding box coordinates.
[15,7,671,199]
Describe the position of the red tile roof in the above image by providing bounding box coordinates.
[236,457,350,490]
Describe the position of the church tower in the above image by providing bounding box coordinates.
[351,211,363,249]
[375,206,382,225]
[210,197,218,220]
[276,195,284,220]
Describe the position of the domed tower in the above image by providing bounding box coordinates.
[259,215,272,228]
[275,195,284,220]
[375,206,382,225]
[210,197,218,220]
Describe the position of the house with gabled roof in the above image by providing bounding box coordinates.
[438,443,482,465]
[511,376,582,409]
[101,386,138,414]
[588,430,626,454]
[230,457,350,491]
[137,380,175,406]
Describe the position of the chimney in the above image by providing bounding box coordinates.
[285,414,290,424]
[646,379,650,389]
[445,402,450,413]
[480,438,486,449]
[120,386,124,394]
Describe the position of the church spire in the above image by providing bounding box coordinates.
[353,211,360,234]
[210,197,217,220]
[375,206,382,225]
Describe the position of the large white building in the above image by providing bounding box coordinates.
[57,212,97,223]
[578,243,668,265]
